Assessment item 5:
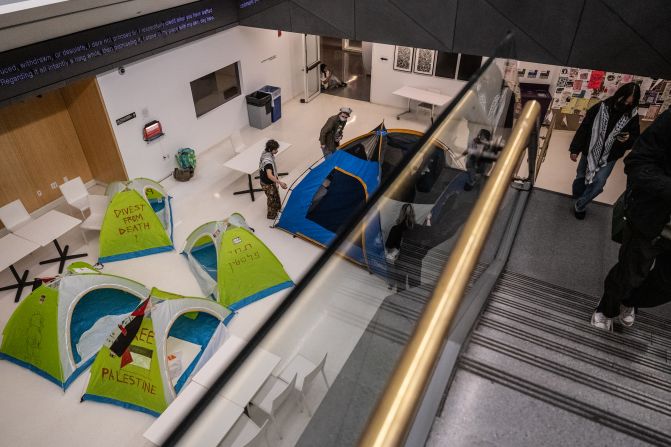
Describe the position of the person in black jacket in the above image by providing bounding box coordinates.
[592,109,671,331]
[569,83,641,219]
[319,107,351,157]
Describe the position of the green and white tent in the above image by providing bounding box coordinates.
[82,288,232,416]
[182,214,294,310]
[0,263,149,389]
[99,178,174,263]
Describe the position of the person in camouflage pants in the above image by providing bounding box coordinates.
[259,139,287,220]
[261,183,282,219]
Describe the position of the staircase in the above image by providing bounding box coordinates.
[430,270,671,447]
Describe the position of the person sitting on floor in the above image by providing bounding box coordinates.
[385,204,416,291]
[320,63,347,91]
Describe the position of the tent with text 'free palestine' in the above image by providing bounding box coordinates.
[99,178,174,263]
[82,287,232,416]
[182,213,294,310]
[0,263,148,389]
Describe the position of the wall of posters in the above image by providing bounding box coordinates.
[550,65,671,121]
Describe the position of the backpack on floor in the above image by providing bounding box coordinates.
[173,167,194,182]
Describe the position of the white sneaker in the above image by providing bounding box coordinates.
[385,248,400,262]
[591,311,613,331]
[619,305,635,327]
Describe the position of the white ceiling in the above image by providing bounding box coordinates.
[0,0,199,52]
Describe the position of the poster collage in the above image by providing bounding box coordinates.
[546,67,671,121]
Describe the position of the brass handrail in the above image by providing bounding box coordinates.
[358,100,541,447]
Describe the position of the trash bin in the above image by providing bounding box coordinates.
[259,85,281,122]
[245,91,272,129]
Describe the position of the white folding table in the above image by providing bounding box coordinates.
[392,86,452,123]
[143,382,244,447]
[223,139,291,201]
[13,210,87,274]
[0,234,40,302]
[191,334,246,389]
[144,342,279,446]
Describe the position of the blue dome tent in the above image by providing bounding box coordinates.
[276,123,445,274]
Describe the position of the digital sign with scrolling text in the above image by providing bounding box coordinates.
[0,0,236,105]
[239,0,263,8]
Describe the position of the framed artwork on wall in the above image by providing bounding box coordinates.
[413,48,436,75]
[393,46,414,72]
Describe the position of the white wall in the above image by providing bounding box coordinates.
[97,26,303,180]
[370,44,565,111]
[370,43,468,109]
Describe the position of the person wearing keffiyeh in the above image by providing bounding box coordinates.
[569,83,641,219]
[259,139,287,220]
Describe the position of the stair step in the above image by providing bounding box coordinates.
[435,268,671,447]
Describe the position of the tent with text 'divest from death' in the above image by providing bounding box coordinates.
[0,262,149,389]
[182,213,294,310]
[82,287,232,416]
[99,178,174,263]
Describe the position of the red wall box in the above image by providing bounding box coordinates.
[143,120,164,142]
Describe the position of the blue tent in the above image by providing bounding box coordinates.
[277,149,386,271]
[276,123,444,273]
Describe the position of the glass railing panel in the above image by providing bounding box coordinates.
[165,50,527,447]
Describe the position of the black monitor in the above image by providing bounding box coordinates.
[190,62,241,118]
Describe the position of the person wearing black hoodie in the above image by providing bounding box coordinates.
[592,109,671,331]
[569,83,641,219]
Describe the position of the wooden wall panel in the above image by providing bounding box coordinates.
[61,79,127,184]
[0,90,92,212]
[0,118,39,212]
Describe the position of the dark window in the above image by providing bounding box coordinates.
[190,62,241,117]
[434,52,459,79]
[435,52,482,81]
[457,54,483,81]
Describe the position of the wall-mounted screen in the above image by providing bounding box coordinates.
[0,0,237,107]
[190,62,241,118]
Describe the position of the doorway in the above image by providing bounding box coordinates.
[319,37,371,102]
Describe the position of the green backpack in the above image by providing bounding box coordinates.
[176,148,196,170]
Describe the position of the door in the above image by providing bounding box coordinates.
[302,34,321,103]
